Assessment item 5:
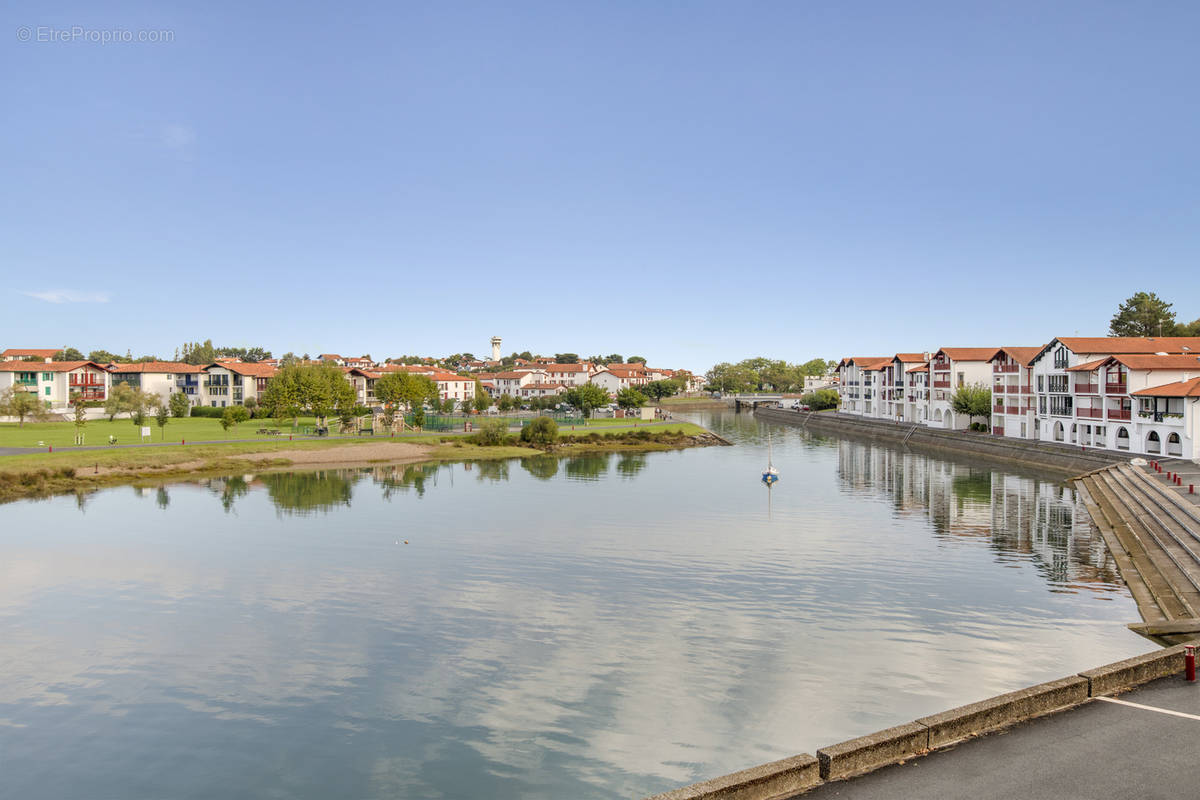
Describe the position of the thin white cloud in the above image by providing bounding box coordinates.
[21,289,112,304]
[162,123,196,151]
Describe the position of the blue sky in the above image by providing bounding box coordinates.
[3,2,1198,373]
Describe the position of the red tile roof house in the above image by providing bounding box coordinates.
[1029,336,1200,449]
[922,347,1008,430]
[0,360,110,408]
[1060,352,1200,456]
[1,348,62,362]
[199,362,278,408]
[834,357,889,416]
[108,361,206,407]
[987,347,1042,439]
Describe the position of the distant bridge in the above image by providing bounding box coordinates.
[718,393,786,410]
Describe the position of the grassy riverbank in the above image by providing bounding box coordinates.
[0,422,717,504]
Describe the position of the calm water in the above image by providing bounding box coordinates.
[0,410,1145,799]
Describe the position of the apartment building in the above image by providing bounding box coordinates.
[926,348,1000,429]
[0,360,110,407]
[988,348,1040,439]
[109,362,205,407]
[882,353,928,421]
[200,362,278,407]
[1030,337,1200,447]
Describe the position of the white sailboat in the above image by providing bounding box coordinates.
[762,431,779,484]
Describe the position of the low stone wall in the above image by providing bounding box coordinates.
[753,407,1128,476]
[643,643,1193,800]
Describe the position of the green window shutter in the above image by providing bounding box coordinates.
[45,386,51,396]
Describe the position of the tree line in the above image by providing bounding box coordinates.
[705,358,836,393]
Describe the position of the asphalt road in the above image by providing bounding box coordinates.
[806,675,1200,800]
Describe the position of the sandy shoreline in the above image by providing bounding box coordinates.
[91,441,434,476]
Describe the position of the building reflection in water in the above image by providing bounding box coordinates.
[835,440,1122,591]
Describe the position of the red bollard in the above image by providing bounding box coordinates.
[48,446,52,453]
[1186,645,1196,682]
[182,439,185,445]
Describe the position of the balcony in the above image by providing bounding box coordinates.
[1005,405,1019,415]
[992,427,1005,436]
[1104,383,1128,395]
[993,404,1004,414]
[1074,383,1098,394]
[992,384,1005,394]
[933,380,950,389]
[1139,411,1184,425]
[994,364,1019,373]
[69,376,103,386]
[1107,408,1131,421]
[16,378,37,387]
[1076,407,1103,419]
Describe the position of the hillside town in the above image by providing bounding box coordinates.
[0,336,704,415]
[832,336,1200,460]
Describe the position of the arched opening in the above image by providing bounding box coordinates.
[1146,431,1161,454]
[934,408,943,423]
[1167,432,1182,457]
[1116,427,1129,450]
[1053,421,1064,442]
[1070,423,1077,444]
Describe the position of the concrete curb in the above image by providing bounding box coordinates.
[917,675,1088,749]
[641,642,1197,799]
[643,753,819,800]
[1079,643,1187,697]
[816,722,929,782]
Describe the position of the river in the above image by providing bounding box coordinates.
[0,410,1146,799]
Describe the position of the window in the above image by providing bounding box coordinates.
[956,372,965,387]
[1048,375,1069,393]
[1037,375,1044,392]
[1050,395,1073,416]
[1168,433,1183,456]
[42,372,51,380]
[45,386,51,396]
[1054,347,1069,368]
[1146,431,1161,454]
[1116,427,1129,449]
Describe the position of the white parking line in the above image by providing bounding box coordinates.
[1096,696,1200,721]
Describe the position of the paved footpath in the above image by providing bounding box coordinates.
[806,675,1200,799]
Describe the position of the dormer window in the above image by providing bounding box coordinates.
[1053,347,1069,369]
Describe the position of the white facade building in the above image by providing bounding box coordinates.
[0,360,109,408]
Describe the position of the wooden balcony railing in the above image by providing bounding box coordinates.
[1104,383,1127,394]
[1107,408,1131,421]
[1077,407,1103,419]
[994,364,1019,373]
[1074,383,1098,394]
[933,380,950,389]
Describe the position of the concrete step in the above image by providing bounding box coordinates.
[1094,469,1200,616]
[1086,470,1194,619]
[1075,481,1164,624]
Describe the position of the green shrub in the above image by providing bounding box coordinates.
[520,416,559,445]
[471,419,509,446]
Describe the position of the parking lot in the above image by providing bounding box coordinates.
[805,674,1200,799]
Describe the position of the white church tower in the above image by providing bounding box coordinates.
[490,336,502,362]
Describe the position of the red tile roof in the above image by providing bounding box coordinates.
[936,347,1001,362]
[990,346,1042,366]
[1055,337,1200,355]
[894,353,927,363]
[1,348,60,359]
[1069,354,1200,372]
[204,362,278,378]
[108,361,204,374]
[0,360,106,373]
[1132,377,1200,398]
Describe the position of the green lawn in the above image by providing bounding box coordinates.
[0,416,322,449]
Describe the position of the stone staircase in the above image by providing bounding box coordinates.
[1074,462,1200,642]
